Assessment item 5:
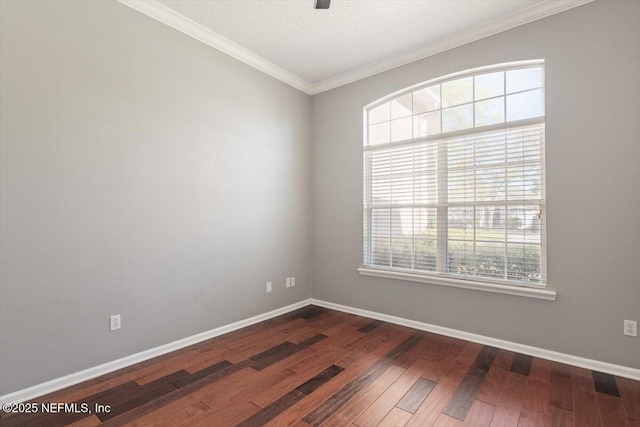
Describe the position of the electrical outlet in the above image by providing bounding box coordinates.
[624,320,637,337]
[110,314,121,331]
[266,282,272,293]
[291,277,296,287]
[286,277,291,288]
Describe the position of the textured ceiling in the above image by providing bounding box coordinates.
[158,0,542,85]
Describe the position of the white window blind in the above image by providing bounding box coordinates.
[364,62,546,288]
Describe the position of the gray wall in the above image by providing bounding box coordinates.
[1,0,639,398]
[0,1,312,394]
[312,0,640,369]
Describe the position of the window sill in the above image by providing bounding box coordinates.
[356,267,556,300]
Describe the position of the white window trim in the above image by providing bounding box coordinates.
[362,60,550,294]
[357,267,556,300]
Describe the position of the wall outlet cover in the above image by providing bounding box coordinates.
[110,314,121,331]
[624,320,637,337]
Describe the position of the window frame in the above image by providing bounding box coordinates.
[361,60,552,298]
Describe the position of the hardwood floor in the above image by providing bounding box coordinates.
[1,306,638,426]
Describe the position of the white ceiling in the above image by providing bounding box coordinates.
[122,0,593,94]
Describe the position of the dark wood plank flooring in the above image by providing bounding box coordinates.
[1,305,638,427]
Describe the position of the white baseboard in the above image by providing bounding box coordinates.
[0,299,312,405]
[3,296,637,405]
[311,298,640,381]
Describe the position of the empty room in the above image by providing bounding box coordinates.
[0,0,639,426]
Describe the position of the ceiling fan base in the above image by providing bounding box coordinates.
[314,0,331,10]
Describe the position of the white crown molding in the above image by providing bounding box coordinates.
[117,0,314,94]
[310,298,640,381]
[308,0,594,94]
[118,0,593,96]
[0,299,312,405]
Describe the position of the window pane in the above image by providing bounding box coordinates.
[506,68,542,93]
[414,208,437,271]
[475,133,506,167]
[442,77,473,107]
[415,243,437,271]
[370,149,391,203]
[391,208,413,268]
[475,97,505,127]
[506,89,543,121]
[448,169,474,203]
[504,206,541,243]
[414,145,438,204]
[369,122,390,145]
[506,128,542,163]
[391,117,412,142]
[524,165,543,200]
[449,207,474,240]
[413,85,440,113]
[391,94,413,119]
[448,136,474,170]
[390,239,412,268]
[370,242,390,266]
[371,175,390,205]
[506,207,526,232]
[522,209,543,244]
[370,209,390,266]
[524,244,542,282]
[475,72,504,100]
[522,129,543,162]
[413,111,441,137]
[391,170,413,205]
[475,241,506,279]
[442,104,473,133]
[414,172,438,205]
[506,243,541,282]
[506,165,542,201]
[476,167,505,202]
[506,243,525,281]
[449,240,475,276]
[482,205,507,236]
[369,102,390,124]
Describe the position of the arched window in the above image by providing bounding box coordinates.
[363,61,546,288]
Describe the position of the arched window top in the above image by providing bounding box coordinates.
[365,60,544,147]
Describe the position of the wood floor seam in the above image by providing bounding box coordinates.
[3,306,637,427]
